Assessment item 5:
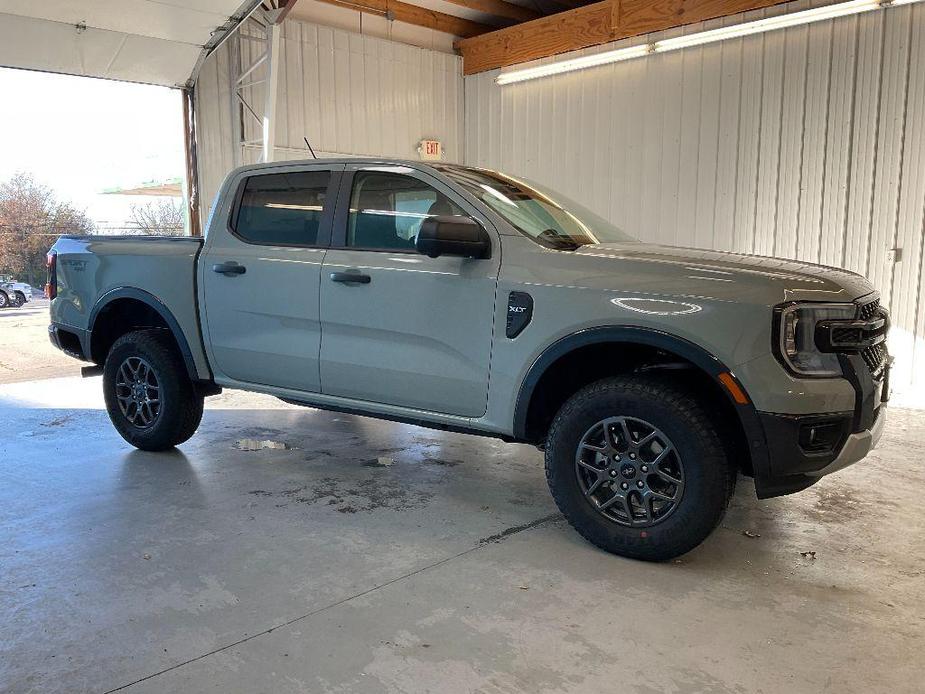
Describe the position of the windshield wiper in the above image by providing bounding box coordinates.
[535,229,584,251]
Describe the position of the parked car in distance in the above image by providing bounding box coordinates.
[45,159,890,561]
[0,278,32,308]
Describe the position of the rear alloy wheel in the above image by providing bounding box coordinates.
[0,292,8,309]
[114,356,162,429]
[545,376,734,561]
[103,329,204,451]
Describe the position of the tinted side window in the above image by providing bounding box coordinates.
[234,171,331,246]
[347,172,466,251]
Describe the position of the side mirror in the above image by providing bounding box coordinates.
[416,216,491,259]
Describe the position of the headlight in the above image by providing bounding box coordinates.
[775,303,856,377]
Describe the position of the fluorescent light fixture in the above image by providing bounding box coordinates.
[495,43,651,85]
[496,0,920,86]
[655,0,881,52]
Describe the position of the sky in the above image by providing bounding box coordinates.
[0,67,185,230]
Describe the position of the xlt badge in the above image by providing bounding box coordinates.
[506,291,533,338]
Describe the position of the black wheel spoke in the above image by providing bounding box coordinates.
[598,492,623,511]
[113,356,161,430]
[618,418,634,446]
[585,476,605,496]
[577,458,603,473]
[647,488,675,502]
[575,415,684,528]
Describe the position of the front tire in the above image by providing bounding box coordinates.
[545,376,734,561]
[103,329,204,451]
[14,291,26,307]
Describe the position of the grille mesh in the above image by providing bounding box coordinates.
[859,298,880,320]
[857,297,887,376]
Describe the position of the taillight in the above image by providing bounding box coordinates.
[45,250,57,300]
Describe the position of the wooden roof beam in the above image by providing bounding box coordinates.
[315,0,493,38]
[456,0,795,75]
[440,0,542,23]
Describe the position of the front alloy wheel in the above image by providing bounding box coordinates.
[545,376,734,561]
[576,416,684,527]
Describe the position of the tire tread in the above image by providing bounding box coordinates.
[103,329,203,451]
[544,375,735,561]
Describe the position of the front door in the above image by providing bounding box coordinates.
[200,164,343,392]
[319,165,499,417]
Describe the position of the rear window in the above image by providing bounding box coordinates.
[234,171,331,246]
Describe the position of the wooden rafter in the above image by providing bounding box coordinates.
[440,0,541,23]
[456,0,795,74]
[314,0,493,37]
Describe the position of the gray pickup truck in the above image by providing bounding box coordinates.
[47,159,890,560]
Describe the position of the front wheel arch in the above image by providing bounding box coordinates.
[513,327,768,479]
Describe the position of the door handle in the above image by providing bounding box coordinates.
[330,271,371,284]
[213,262,246,276]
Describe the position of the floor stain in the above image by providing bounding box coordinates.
[423,457,463,467]
[805,484,894,524]
[248,476,432,514]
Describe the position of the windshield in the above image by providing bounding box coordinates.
[435,166,636,249]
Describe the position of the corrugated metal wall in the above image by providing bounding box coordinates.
[465,1,925,393]
[195,18,465,219]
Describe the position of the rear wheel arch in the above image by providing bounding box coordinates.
[89,288,198,381]
[513,327,768,478]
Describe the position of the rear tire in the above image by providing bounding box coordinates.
[0,291,8,309]
[545,376,734,561]
[103,329,204,451]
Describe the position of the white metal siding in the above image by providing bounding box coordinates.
[465,1,925,393]
[195,18,465,221]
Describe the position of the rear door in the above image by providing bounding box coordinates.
[318,164,500,416]
[200,163,343,392]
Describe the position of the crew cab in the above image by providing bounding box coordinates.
[47,159,890,560]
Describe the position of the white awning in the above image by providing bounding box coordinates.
[0,0,258,87]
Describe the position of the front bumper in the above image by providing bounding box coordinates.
[754,353,889,498]
[806,404,885,477]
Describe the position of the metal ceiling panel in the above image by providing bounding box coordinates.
[0,0,249,86]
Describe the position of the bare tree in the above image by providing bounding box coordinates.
[128,199,185,236]
[0,172,94,287]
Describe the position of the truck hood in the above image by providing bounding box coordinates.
[573,242,874,304]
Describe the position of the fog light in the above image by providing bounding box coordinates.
[798,420,847,454]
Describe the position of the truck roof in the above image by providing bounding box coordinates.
[230,158,472,174]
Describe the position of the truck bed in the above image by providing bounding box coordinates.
[48,235,210,379]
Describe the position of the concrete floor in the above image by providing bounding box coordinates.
[1,376,923,693]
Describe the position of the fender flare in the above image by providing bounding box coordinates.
[88,287,199,381]
[512,326,770,477]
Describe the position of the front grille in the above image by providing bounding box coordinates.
[832,326,862,344]
[858,298,880,320]
[862,342,887,376]
[857,297,887,377]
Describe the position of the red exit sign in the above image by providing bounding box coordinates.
[419,139,442,161]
